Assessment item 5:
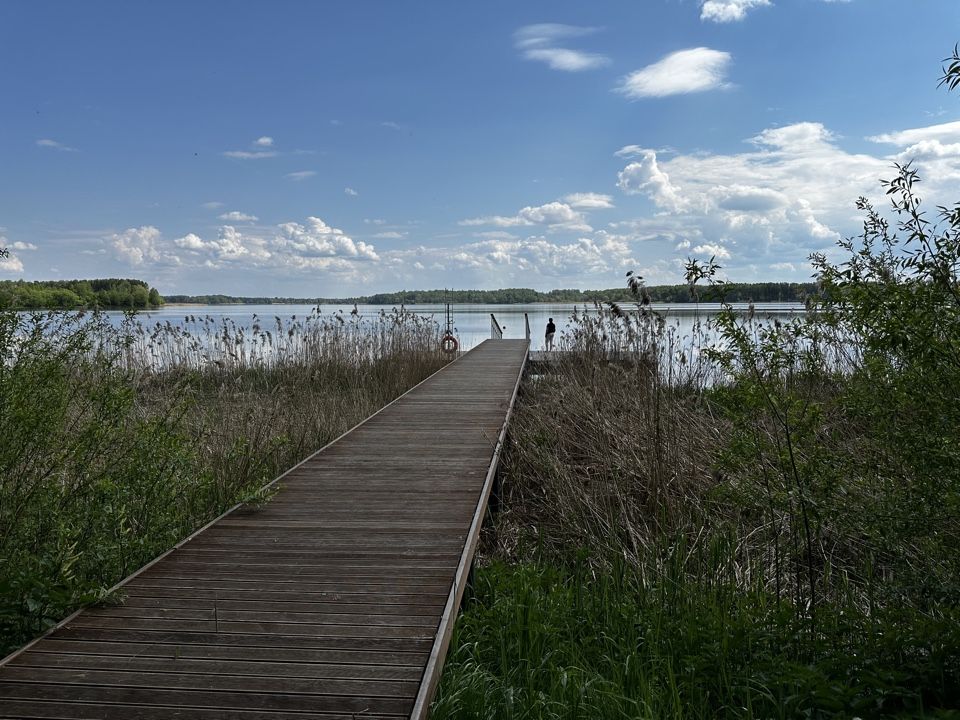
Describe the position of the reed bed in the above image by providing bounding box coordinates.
[436,287,960,718]
[0,306,450,655]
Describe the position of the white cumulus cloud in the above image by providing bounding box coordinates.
[617,149,689,212]
[610,121,940,271]
[700,0,771,23]
[254,136,274,147]
[109,226,167,266]
[111,215,378,275]
[692,242,731,259]
[276,217,378,261]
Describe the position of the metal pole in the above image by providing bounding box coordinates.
[490,314,503,340]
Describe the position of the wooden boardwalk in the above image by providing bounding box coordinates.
[0,339,529,720]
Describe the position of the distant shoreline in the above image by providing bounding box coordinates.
[163,282,817,307]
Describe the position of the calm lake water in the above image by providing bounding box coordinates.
[106,302,806,351]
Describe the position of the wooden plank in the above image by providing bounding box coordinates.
[121,586,450,604]
[85,608,439,629]
[0,684,412,715]
[117,597,444,616]
[0,699,404,719]
[21,641,428,667]
[50,627,434,652]
[11,653,423,681]
[0,667,419,698]
[63,617,435,639]
[0,340,529,719]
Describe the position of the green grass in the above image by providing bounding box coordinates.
[435,559,960,719]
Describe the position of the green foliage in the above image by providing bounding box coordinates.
[940,44,960,92]
[0,312,203,644]
[0,278,163,310]
[435,560,960,719]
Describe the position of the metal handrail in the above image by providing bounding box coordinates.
[490,313,503,340]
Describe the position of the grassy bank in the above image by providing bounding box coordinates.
[0,307,449,655]
[433,164,960,717]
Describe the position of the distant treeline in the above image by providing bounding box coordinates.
[0,279,164,309]
[164,283,818,306]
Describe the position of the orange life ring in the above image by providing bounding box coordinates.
[440,333,459,354]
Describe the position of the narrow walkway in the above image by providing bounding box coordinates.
[0,339,529,720]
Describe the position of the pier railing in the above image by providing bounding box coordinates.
[490,313,503,340]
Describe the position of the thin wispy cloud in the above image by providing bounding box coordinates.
[514,23,610,72]
[700,0,771,23]
[563,192,615,209]
[202,201,224,209]
[218,211,259,222]
[514,23,599,49]
[617,48,732,98]
[222,150,277,160]
[285,170,317,181]
[867,120,960,146]
[461,201,593,233]
[223,136,279,159]
[381,121,404,131]
[36,138,78,152]
[344,187,359,196]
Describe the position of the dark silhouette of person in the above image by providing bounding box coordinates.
[545,317,556,351]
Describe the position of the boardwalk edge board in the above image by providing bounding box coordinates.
[408,343,529,719]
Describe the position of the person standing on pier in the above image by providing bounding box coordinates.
[545,317,556,351]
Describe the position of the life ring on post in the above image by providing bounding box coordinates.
[440,333,459,355]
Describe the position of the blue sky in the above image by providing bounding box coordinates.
[2,0,959,296]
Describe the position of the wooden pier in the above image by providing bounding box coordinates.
[0,339,529,720]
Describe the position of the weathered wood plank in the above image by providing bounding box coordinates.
[11,652,424,681]
[0,699,405,720]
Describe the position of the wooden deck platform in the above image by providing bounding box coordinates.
[0,339,529,720]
